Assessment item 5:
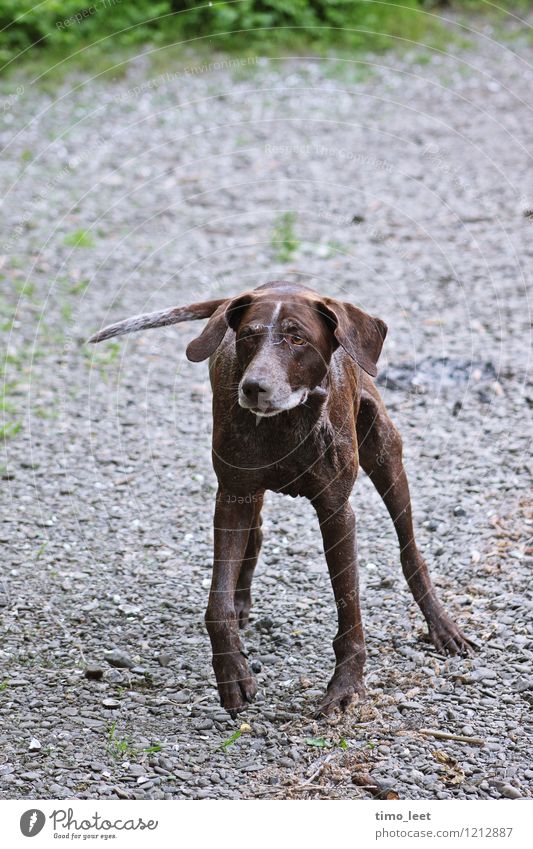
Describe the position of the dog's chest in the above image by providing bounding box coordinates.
[215,415,356,499]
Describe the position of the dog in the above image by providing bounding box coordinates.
[90,280,472,717]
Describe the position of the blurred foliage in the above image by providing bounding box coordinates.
[0,1,530,72]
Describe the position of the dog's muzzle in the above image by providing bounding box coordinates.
[238,378,308,417]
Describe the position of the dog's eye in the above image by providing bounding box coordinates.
[288,335,306,346]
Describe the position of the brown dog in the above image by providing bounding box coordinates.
[90,281,472,717]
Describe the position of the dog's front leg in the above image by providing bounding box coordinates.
[314,500,366,717]
[205,490,258,717]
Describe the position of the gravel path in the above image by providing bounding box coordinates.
[1,19,531,800]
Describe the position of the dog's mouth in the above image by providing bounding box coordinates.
[242,389,308,418]
[250,405,284,418]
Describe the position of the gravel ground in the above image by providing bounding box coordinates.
[1,18,532,800]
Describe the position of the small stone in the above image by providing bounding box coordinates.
[102,698,121,709]
[173,691,190,704]
[464,667,498,683]
[157,653,172,668]
[453,506,467,517]
[173,769,193,781]
[255,616,274,632]
[128,764,145,776]
[84,666,104,680]
[114,786,130,799]
[194,718,213,731]
[104,649,135,669]
[28,737,41,752]
[251,660,262,673]
[501,785,522,799]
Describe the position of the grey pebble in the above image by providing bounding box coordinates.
[104,650,135,669]
[501,785,522,800]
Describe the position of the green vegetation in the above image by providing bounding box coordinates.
[1,309,25,440]
[144,743,163,754]
[84,341,121,382]
[306,736,350,749]
[221,729,243,750]
[63,229,95,248]
[271,211,299,263]
[0,2,530,81]
[107,722,164,760]
[107,722,136,760]
[35,541,48,560]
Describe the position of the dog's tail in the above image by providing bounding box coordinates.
[88,298,226,344]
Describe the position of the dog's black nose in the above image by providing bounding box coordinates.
[241,378,271,406]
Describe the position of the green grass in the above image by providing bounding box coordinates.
[271,212,299,262]
[84,341,121,381]
[107,722,136,760]
[67,278,90,296]
[306,736,350,749]
[35,542,48,560]
[107,722,163,760]
[144,743,163,754]
[0,421,22,440]
[3,2,528,90]
[322,59,376,84]
[306,736,333,748]
[63,229,95,248]
[0,281,55,443]
[1,336,24,441]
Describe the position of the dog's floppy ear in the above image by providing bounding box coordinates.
[185,292,254,362]
[317,297,387,378]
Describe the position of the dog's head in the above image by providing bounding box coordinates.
[89,282,386,420]
[187,283,387,418]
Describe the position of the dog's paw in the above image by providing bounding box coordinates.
[315,674,365,718]
[213,653,257,718]
[427,615,475,656]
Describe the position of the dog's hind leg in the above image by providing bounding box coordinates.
[356,379,474,656]
[234,495,264,629]
[314,498,366,717]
